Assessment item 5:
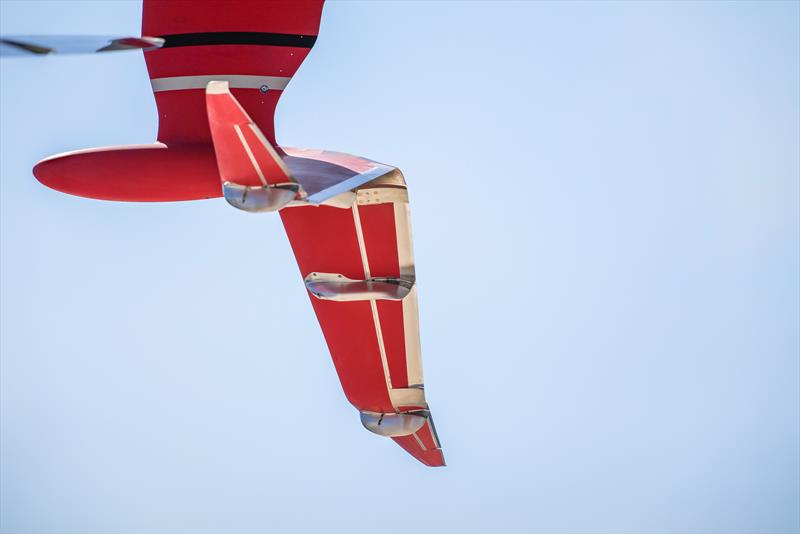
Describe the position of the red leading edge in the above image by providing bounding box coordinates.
[30,0,444,467]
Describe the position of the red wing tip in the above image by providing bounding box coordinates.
[389,419,445,467]
[422,451,446,467]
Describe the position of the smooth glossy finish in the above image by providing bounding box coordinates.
[360,411,427,437]
[222,181,298,213]
[304,272,414,301]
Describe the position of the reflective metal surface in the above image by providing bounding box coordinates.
[98,36,165,52]
[304,163,394,205]
[222,181,299,213]
[0,35,164,56]
[304,272,414,301]
[360,411,427,437]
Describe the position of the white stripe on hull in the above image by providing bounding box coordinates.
[151,75,291,92]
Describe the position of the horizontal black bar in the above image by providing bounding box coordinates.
[160,32,316,49]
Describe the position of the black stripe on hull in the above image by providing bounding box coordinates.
[159,32,317,49]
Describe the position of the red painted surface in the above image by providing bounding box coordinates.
[142,0,323,145]
[280,205,395,413]
[32,0,444,467]
[33,144,221,202]
[416,421,439,451]
[377,301,408,389]
[152,89,283,145]
[279,205,365,279]
[358,203,400,277]
[280,202,443,466]
[206,87,290,186]
[142,0,324,36]
[35,0,324,200]
[392,425,446,467]
[309,300,395,414]
[143,46,311,79]
[358,204,408,388]
[32,145,377,203]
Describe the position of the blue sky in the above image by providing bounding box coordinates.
[1,1,798,533]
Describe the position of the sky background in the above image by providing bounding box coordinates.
[1,1,799,533]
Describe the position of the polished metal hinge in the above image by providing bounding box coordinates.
[304,272,414,302]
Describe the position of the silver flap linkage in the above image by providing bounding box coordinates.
[360,411,428,437]
[304,272,414,302]
[222,181,300,213]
